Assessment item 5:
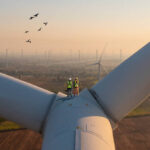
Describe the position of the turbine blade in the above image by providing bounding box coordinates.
[99,43,108,62]
[88,62,99,66]
[0,73,56,131]
[91,42,150,123]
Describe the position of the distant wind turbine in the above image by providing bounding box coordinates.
[5,49,8,68]
[78,50,81,62]
[120,49,122,62]
[96,49,98,61]
[89,44,108,81]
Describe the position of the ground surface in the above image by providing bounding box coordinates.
[0,129,42,150]
[114,116,150,150]
[0,116,150,150]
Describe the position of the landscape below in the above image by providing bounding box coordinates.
[0,57,149,131]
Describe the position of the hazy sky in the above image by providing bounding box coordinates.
[0,0,150,55]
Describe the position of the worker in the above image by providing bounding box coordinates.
[73,77,79,96]
[67,77,73,97]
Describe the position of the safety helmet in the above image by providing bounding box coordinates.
[75,77,78,80]
[69,77,72,80]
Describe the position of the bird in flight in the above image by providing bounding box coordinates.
[38,27,42,31]
[26,39,31,43]
[43,22,48,26]
[34,13,39,17]
[25,31,29,33]
[29,16,34,20]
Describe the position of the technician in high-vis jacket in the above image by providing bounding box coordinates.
[67,77,73,97]
[73,77,79,96]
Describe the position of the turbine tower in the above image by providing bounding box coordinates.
[21,49,24,59]
[96,49,98,61]
[78,49,81,62]
[5,49,8,68]
[120,49,122,62]
[0,43,150,150]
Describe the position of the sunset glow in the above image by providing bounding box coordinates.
[0,0,149,55]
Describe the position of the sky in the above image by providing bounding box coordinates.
[0,0,150,56]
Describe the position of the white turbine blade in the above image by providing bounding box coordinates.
[0,73,56,131]
[42,89,115,150]
[98,43,108,63]
[88,62,99,66]
[91,42,150,124]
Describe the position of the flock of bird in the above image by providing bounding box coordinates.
[25,13,48,44]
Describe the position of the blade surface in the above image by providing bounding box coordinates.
[0,73,56,131]
[91,42,150,123]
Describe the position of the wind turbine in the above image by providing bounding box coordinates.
[120,49,123,62]
[0,43,150,150]
[5,49,8,68]
[96,49,98,61]
[90,44,107,80]
[78,49,81,62]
